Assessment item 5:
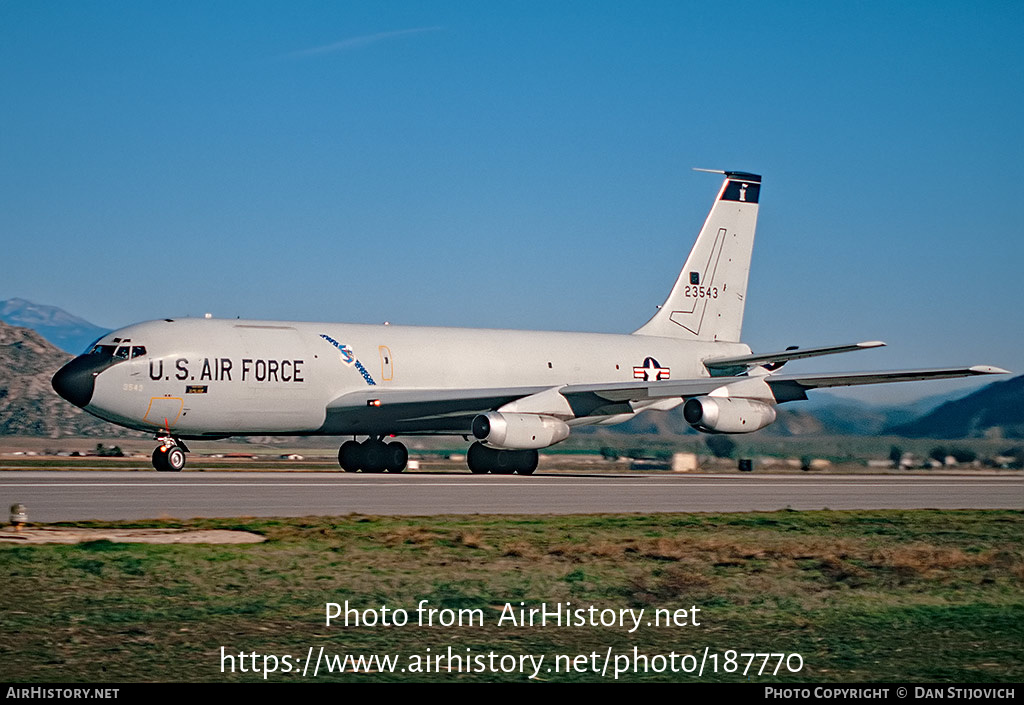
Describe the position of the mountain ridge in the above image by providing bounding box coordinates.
[0,298,109,354]
[0,320,132,437]
[886,375,1024,439]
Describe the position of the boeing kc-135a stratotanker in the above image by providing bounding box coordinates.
[52,171,1007,473]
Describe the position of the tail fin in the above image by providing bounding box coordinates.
[633,170,761,342]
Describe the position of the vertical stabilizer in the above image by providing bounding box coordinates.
[633,171,760,342]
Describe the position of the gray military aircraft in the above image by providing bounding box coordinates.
[52,171,1007,473]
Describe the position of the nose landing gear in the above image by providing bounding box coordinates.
[152,435,189,472]
[338,437,408,473]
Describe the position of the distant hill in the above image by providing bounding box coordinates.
[885,375,1024,439]
[0,320,132,437]
[0,298,109,354]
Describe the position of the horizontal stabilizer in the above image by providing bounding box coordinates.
[704,341,885,374]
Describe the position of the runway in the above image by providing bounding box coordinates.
[0,471,1020,522]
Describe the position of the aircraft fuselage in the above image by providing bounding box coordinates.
[66,317,749,438]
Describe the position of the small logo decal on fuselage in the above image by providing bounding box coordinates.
[633,357,670,381]
[319,334,377,386]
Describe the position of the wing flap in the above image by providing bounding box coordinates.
[560,378,735,403]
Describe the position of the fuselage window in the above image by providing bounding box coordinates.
[114,346,131,360]
[88,345,117,359]
[131,346,147,359]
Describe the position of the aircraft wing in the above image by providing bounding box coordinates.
[765,365,1009,402]
[322,380,735,434]
[547,365,1006,410]
[324,378,756,434]
[322,365,1007,434]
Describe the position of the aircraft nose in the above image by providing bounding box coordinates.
[52,356,99,408]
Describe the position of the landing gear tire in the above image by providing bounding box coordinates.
[491,450,517,475]
[361,439,388,473]
[466,442,538,475]
[467,442,489,474]
[385,443,408,473]
[517,450,539,475]
[338,441,361,472]
[153,445,185,472]
[152,447,168,472]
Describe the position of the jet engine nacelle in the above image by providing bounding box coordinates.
[682,396,777,434]
[472,412,570,450]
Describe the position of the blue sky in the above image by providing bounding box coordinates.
[2,2,1021,402]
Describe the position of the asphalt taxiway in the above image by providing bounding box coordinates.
[0,471,1020,522]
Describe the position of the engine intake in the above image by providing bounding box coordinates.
[472,412,570,450]
[682,396,777,434]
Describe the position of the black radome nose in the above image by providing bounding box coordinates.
[52,357,99,408]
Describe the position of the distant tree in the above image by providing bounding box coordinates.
[599,447,620,461]
[706,435,736,459]
[889,445,903,466]
[93,443,125,458]
[800,455,813,471]
[929,446,948,463]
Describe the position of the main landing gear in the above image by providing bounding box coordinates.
[152,435,189,472]
[338,437,408,473]
[467,442,538,475]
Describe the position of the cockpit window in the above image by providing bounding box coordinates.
[80,336,105,355]
[88,345,117,359]
[82,343,142,364]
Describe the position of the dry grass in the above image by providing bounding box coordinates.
[500,540,538,559]
[533,535,869,563]
[453,530,488,549]
[380,527,443,547]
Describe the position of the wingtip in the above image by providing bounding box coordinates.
[970,365,1011,375]
[858,341,886,348]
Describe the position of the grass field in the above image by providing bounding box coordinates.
[1,510,1021,683]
